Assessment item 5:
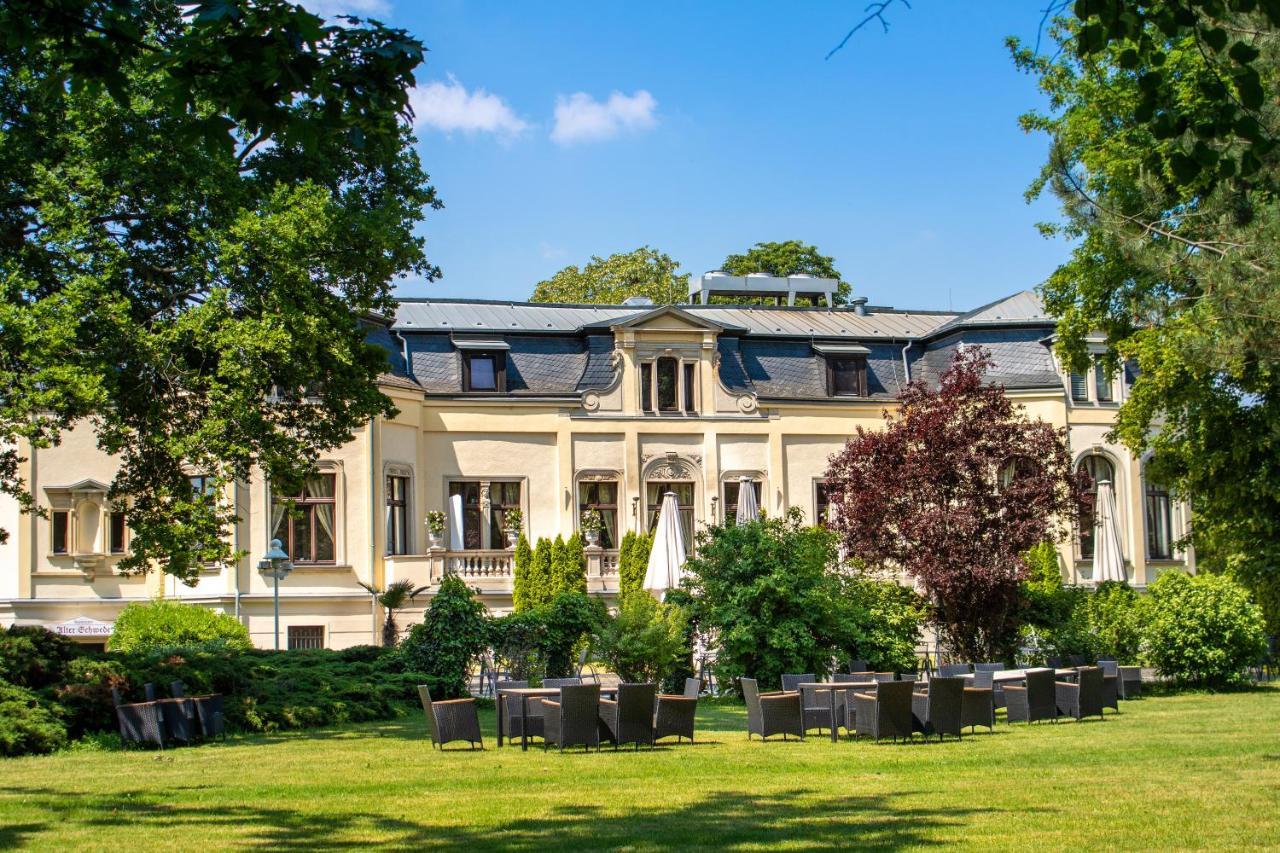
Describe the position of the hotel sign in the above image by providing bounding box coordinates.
[52,616,113,638]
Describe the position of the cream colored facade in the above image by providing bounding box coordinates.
[0,301,1192,649]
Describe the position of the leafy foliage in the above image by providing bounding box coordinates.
[512,533,534,613]
[358,580,428,647]
[616,530,653,603]
[108,599,252,653]
[530,247,688,304]
[397,576,488,699]
[1012,4,1280,591]
[0,626,80,688]
[683,509,859,692]
[594,595,690,685]
[528,538,554,608]
[1142,571,1267,687]
[838,573,927,673]
[487,591,605,681]
[1082,581,1143,664]
[0,680,67,757]
[826,347,1082,661]
[720,240,851,304]
[0,1,439,575]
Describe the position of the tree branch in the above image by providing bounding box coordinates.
[825,0,911,60]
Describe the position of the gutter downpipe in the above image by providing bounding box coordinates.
[369,416,380,645]
[233,481,242,623]
[391,328,413,381]
[900,339,915,387]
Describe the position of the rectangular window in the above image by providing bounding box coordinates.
[386,475,409,556]
[190,475,216,497]
[828,356,867,397]
[579,480,619,549]
[815,481,831,527]
[1146,484,1173,560]
[656,357,679,411]
[722,479,762,525]
[109,511,127,555]
[271,473,337,564]
[488,480,522,549]
[1070,372,1089,402]
[683,362,696,413]
[1095,361,1113,402]
[646,481,695,551]
[287,625,325,650]
[640,362,653,412]
[52,510,69,554]
[447,481,483,550]
[463,352,503,392]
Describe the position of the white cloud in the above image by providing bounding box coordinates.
[409,75,528,137]
[550,90,657,145]
[299,0,391,18]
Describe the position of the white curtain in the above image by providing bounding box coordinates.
[448,493,465,551]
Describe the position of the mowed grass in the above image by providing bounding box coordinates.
[3,687,1279,851]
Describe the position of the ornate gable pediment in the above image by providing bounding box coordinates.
[610,305,726,334]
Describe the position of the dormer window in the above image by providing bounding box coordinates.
[828,355,868,397]
[463,352,503,392]
[640,356,698,414]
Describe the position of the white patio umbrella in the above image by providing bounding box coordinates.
[734,476,759,524]
[1092,479,1126,584]
[643,491,687,600]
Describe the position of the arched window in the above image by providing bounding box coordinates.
[998,456,1037,490]
[1145,473,1173,560]
[1076,454,1115,559]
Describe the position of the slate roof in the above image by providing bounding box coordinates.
[375,292,1064,401]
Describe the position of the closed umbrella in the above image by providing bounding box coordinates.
[1092,479,1126,584]
[735,476,759,524]
[644,491,687,600]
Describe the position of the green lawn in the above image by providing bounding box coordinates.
[3,687,1279,851]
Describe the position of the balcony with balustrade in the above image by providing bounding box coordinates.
[384,545,620,601]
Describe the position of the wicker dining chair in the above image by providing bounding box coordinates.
[847,659,870,674]
[938,663,972,678]
[1118,666,1143,699]
[543,677,582,688]
[1096,661,1120,713]
[852,680,915,742]
[193,693,225,740]
[599,682,656,749]
[741,677,804,741]
[974,662,1006,674]
[912,676,964,741]
[1057,666,1105,721]
[1005,668,1058,724]
[111,688,166,749]
[497,679,536,741]
[872,672,897,683]
[542,683,602,751]
[418,685,484,750]
[655,678,701,744]
[780,673,814,693]
[960,685,996,733]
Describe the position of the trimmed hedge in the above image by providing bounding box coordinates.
[109,599,252,652]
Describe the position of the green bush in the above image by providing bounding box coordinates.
[1142,572,1267,687]
[53,657,129,739]
[616,531,652,603]
[838,574,926,673]
[0,625,80,688]
[512,534,533,612]
[528,538,554,608]
[486,591,605,682]
[595,594,689,684]
[397,575,488,698]
[109,599,251,653]
[683,509,857,692]
[1083,581,1142,663]
[488,609,548,682]
[0,680,68,757]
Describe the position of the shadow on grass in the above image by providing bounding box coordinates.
[0,784,1022,850]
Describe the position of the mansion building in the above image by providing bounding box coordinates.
[0,274,1192,649]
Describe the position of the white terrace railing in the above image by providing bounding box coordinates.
[446,550,515,578]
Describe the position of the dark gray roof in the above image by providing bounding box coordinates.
[577,335,618,391]
[506,336,588,393]
[927,290,1049,337]
[912,328,1059,390]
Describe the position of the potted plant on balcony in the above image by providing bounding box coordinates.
[425,511,446,549]
[580,509,604,547]
[503,508,523,549]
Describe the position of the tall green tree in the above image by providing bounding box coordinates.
[0,1,439,578]
[1011,3,1280,597]
[528,537,554,607]
[530,246,688,305]
[721,240,851,304]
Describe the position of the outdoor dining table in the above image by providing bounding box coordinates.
[796,681,876,743]
[961,668,1080,686]
[495,686,619,750]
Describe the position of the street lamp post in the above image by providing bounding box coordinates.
[258,538,293,651]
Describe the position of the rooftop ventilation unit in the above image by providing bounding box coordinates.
[622,295,655,306]
[688,271,841,307]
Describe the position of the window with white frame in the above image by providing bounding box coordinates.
[1145,473,1174,560]
[578,478,619,549]
[446,479,523,550]
[386,473,410,556]
[640,356,697,414]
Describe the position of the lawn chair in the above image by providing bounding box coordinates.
[497,679,537,741]
[599,682,656,749]
[1097,660,1120,713]
[847,659,870,674]
[938,663,972,678]
[576,647,600,684]
[780,673,814,693]
[111,687,165,749]
[852,680,915,742]
[418,685,483,750]
[912,676,964,741]
[1118,666,1143,699]
[1005,668,1058,724]
[1057,666,1105,721]
[542,684,602,751]
[655,677,701,744]
[741,677,804,741]
[974,662,1006,674]
[961,685,995,733]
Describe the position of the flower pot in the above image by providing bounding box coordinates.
[427,532,443,549]
[507,531,519,549]
[584,530,601,547]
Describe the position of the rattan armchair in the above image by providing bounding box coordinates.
[960,686,995,733]
[1004,668,1058,724]
[741,677,804,741]
[938,663,972,678]
[847,659,870,674]
[852,680,915,742]
[654,678,701,744]
[1057,666,1105,721]
[1118,666,1143,699]
[1097,661,1120,713]
[497,679,537,741]
[542,683,602,751]
[111,688,165,749]
[599,682,656,749]
[418,685,483,750]
[911,676,964,741]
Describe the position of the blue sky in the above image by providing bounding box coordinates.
[332,1,1070,312]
